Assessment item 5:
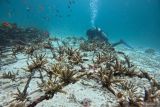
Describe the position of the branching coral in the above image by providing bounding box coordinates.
[61,40,69,46]
[28,80,65,107]
[93,52,107,64]
[65,47,79,58]
[96,67,124,95]
[144,86,160,103]
[108,57,139,78]
[117,81,141,107]
[117,51,134,68]
[124,67,141,78]
[79,41,97,51]
[32,65,89,107]
[43,40,54,50]
[47,63,88,85]
[53,65,86,85]
[40,80,66,94]
[140,71,160,89]
[110,58,127,76]
[118,80,160,107]
[16,53,48,102]
[25,46,36,57]
[2,71,16,81]
[68,51,85,65]
[24,53,47,72]
[13,87,28,101]
[121,81,138,97]
[4,36,160,107]
[9,100,26,107]
[13,69,36,102]
[12,45,25,57]
[93,52,115,64]
[55,54,65,62]
[46,63,64,80]
[57,46,65,55]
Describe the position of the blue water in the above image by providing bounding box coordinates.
[0,0,160,49]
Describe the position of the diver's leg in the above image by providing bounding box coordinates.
[111,40,122,47]
[111,39,134,49]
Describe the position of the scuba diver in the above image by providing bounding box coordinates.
[86,27,133,49]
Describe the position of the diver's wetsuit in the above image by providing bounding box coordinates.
[86,27,133,49]
[86,28,108,43]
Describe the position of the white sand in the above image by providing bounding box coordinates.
[0,44,160,107]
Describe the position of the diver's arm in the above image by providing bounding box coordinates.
[101,32,109,42]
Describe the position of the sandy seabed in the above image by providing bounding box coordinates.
[0,37,160,107]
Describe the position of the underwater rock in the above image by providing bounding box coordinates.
[0,22,50,47]
[145,48,155,55]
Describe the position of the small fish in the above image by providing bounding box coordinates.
[67,5,71,8]
[69,0,76,5]
[26,7,30,12]
[69,0,72,5]
[55,14,58,17]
